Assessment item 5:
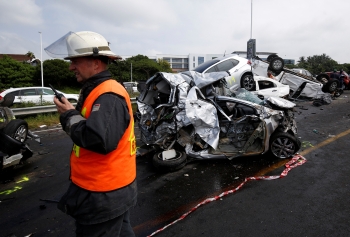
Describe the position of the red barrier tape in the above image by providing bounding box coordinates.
[148,154,307,236]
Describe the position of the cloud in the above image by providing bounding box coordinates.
[0,0,43,27]
[0,0,349,64]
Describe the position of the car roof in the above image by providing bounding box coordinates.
[0,87,65,95]
[193,54,247,73]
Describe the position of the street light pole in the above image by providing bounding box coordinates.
[131,63,133,82]
[250,0,253,39]
[39,32,44,87]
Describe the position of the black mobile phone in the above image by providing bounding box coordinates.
[49,84,64,102]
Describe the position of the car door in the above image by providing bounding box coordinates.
[215,97,264,154]
[255,80,280,98]
[37,88,55,103]
[19,88,39,103]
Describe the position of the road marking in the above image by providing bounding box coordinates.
[300,128,350,156]
[255,128,350,176]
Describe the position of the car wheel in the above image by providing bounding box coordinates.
[0,94,15,107]
[269,132,300,159]
[269,57,284,73]
[152,150,187,172]
[0,132,23,156]
[322,79,338,93]
[3,119,28,143]
[241,74,256,91]
[266,54,278,62]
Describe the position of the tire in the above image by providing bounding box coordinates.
[0,94,15,107]
[241,74,256,91]
[269,132,300,159]
[0,132,23,156]
[3,119,28,143]
[269,57,284,73]
[322,79,338,93]
[266,54,278,62]
[152,150,187,172]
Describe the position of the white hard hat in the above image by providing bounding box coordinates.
[45,31,121,60]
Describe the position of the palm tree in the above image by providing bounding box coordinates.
[26,51,35,60]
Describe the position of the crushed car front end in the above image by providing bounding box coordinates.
[137,71,300,171]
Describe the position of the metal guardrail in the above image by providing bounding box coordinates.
[12,98,137,116]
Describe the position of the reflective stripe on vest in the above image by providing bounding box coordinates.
[70,79,136,192]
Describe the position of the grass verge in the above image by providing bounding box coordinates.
[19,113,61,130]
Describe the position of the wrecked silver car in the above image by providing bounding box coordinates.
[136,71,300,172]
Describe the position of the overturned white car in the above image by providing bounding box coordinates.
[251,56,337,100]
[136,71,300,172]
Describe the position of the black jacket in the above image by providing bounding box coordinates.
[58,70,137,225]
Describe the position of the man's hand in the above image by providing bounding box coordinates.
[54,96,75,114]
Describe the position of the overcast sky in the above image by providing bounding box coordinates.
[0,0,348,63]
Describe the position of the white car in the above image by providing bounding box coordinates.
[0,87,79,105]
[123,82,138,93]
[193,55,254,91]
[250,76,290,99]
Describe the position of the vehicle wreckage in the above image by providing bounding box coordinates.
[136,71,300,171]
[0,94,40,170]
[251,55,337,102]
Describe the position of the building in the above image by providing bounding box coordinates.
[0,54,40,66]
[1,54,31,62]
[121,52,295,73]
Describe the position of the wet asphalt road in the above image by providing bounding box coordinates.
[1,91,350,237]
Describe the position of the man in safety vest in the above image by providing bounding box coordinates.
[45,31,137,237]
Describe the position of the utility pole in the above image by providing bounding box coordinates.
[39,31,44,87]
[250,0,253,39]
[131,63,133,82]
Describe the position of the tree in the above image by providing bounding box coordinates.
[157,59,172,73]
[0,55,35,89]
[26,51,36,60]
[109,55,173,83]
[340,63,350,73]
[108,60,130,83]
[295,54,338,74]
[34,59,77,88]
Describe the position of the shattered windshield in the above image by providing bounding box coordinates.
[234,88,264,105]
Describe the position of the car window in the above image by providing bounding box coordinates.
[216,60,235,72]
[37,88,55,95]
[304,70,312,77]
[21,89,37,96]
[193,59,220,73]
[206,66,217,73]
[8,91,20,96]
[258,80,276,89]
[230,59,239,67]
